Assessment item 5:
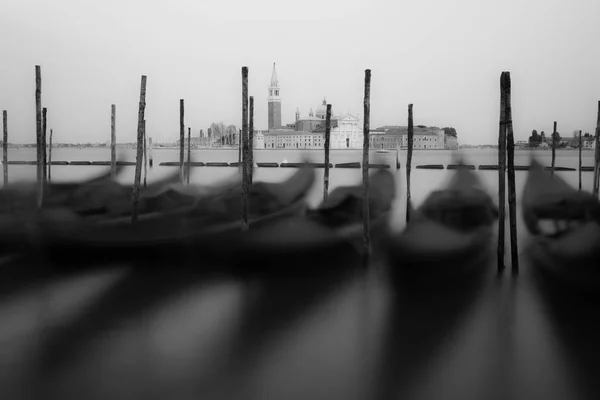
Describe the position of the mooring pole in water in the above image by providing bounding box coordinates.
[238,129,242,164]
[35,65,43,208]
[111,104,116,179]
[406,104,414,223]
[179,99,185,184]
[148,136,153,168]
[323,104,332,201]
[503,72,519,273]
[48,129,52,183]
[42,107,47,184]
[551,121,557,179]
[132,75,147,224]
[497,72,507,272]
[594,101,600,198]
[143,120,147,188]
[249,96,254,186]
[362,69,371,259]
[3,110,7,186]
[241,66,250,232]
[187,127,191,185]
[579,130,582,191]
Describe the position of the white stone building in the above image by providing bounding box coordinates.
[253,130,265,149]
[330,114,362,149]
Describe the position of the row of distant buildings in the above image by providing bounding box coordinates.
[250,123,458,150]
[198,63,459,150]
[515,137,596,150]
[252,63,458,150]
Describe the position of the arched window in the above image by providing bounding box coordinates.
[270,90,273,96]
[275,90,279,96]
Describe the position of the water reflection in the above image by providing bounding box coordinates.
[530,264,600,400]
[372,261,488,399]
[1,148,600,398]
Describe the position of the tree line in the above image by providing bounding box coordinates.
[208,122,238,146]
[528,129,596,148]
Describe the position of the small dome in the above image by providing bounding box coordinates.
[315,98,327,119]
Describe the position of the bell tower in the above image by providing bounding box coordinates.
[268,62,282,130]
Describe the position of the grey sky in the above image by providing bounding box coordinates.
[0,0,598,144]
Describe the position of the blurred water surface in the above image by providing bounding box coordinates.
[1,148,599,399]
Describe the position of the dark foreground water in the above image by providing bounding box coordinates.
[1,148,599,399]
[2,257,600,399]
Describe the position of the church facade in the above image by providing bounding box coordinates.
[266,64,362,149]
[264,64,455,150]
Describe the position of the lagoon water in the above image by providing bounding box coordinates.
[2,147,597,235]
[2,147,600,399]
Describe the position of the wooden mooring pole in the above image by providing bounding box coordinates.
[249,96,254,186]
[503,72,519,273]
[3,110,7,186]
[362,69,371,257]
[323,104,332,201]
[497,72,507,272]
[48,129,52,183]
[132,75,147,224]
[406,103,414,222]
[42,107,47,184]
[148,136,153,167]
[238,129,242,164]
[551,121,557,179]
[143,120,147,188]
[187,127,191,185]
[179,99,185,184]
[241,66,249,231]
[35,65,43,208]
[111,104,116,179]
[579,130,582,191]
[594,101,600,198]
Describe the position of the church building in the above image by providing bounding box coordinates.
[265,64,362,149]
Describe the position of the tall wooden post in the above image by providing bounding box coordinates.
[143,120,147,188]
[323,104,332,201]
[111,104,116,179]
[35,65,43,208]
[503,72,519,273]
[3,110,7,186]
[551,121,557,179]
[241,66,250,231]
[42,107,47,184]
[148,137,153,167]
[497,72,507,272]
[179,99,185,184]
[579,130,582,191]
[187,127,191,185]
[362,69,371,257]
[406,104,414,222]
[249,96,254,186]
[48,129,53,183]
[238,129,242,163]
[131,75,147,224]
[594,101,600,198]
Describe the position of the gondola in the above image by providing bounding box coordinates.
[235,168,397,262]
[0,167,194,255]
[522,160,600,292]
[387,164,498,286]
[22,165,316,266]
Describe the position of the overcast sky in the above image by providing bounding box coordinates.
[0,0,598,144]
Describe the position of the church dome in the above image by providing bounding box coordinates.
[315,98,327,119]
